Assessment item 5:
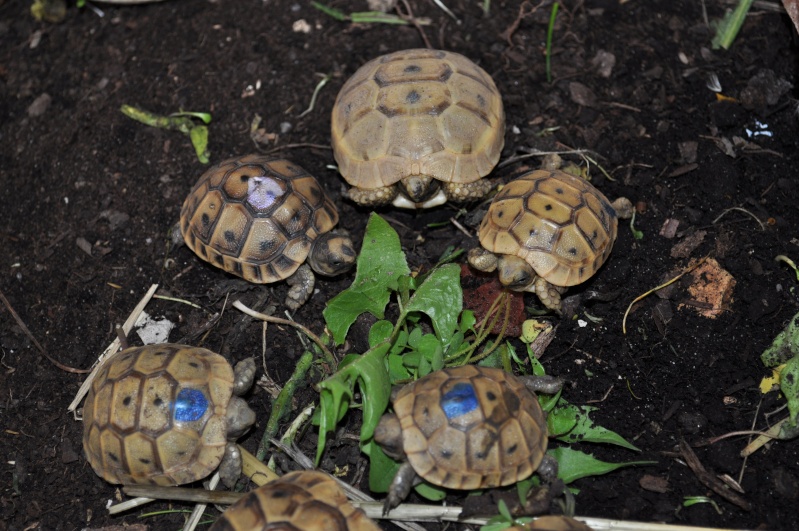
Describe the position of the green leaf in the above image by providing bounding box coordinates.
[414,481,447,501]
[311,1,347,20]
[548,447,654,484]
[368,320,393,347]
[761,311,799,367]
[547,402,580,438]
[315,342,391,463]
[189,125,210,164]
[387,352,411,382]
[711,0,754,50]
[552,402,641,451]
[459,310,476,333]
[366,440,402,492]
[781,355,799,425]
[417,334,444,371]
[324,214,410,344]
[405,263,463,345]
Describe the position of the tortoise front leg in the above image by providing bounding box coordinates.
[534,277,566,315]
[218,442,242,489]
[384,461,418,515]
[285,263,315,310]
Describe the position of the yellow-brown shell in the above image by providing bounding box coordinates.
[82,344,234,486]
[180,155,340,284]
[508,516,594,531]
[477,169,618,287]
[209,470,381,531]
[392,365,547,490]
[331,48,505,190]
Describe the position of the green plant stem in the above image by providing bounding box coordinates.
[545,2,559,83]
[256,351,314,460]
[712,0,755,50]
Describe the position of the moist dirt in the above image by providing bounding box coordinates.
[1,0,798,529]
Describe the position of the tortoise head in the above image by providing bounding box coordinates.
[373,413,405,461]
[398,174,439,203]
[308,232,357,277]
[497,255,537,291]
[226,396,255,440]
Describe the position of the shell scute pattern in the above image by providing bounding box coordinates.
[393,365,547,490]
[180,155,339,284]
[332,49,504,190]
[479,169,618,287]
[209,470,381,531]
[83,345,234,486]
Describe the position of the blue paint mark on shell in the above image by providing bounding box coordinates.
[441,382,479,419]
[247,176,284,210]
[175,388,208,422]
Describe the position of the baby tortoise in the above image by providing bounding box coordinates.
[83,344,255,488]
[331,48,505,209]
[179,155,356,309]
[469,156,633,314]
[373,365,562,513]
[209,470,380,531]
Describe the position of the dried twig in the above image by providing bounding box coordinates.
[0,288,86,373]
[679,439,752,511]
[68,284,159,413]
[232,300,336,367]
[712,206,766,231]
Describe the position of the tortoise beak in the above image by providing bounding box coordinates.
[399,175,438,203]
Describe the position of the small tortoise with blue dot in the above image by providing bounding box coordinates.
[179,155,356,309]
[82,344,256,488]
[374,365,562,513]
[468,156,633,314]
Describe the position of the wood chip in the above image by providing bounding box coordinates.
[639,474,670,493]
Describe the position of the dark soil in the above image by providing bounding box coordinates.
[2,0,799,529]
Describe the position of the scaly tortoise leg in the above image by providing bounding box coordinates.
[534,277,566,315]
[441,178,497,203]
[285,263,315,310]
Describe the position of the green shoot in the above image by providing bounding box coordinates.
[629,211,644,240]
[482,0,490,17]
[480,499,533,531]
[683,496,723,514]
[711,0,754,50]
[311,1,412,25]
[545,2,559,83]
[776,255,799,282]
[120,105,211,163]
[298,74,332,118]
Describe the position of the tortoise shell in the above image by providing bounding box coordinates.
[180,155,339,284]
[209,470,380,531]
[392,365,547,490]
[509,516,594,531]
[331,48,505,191]
[83,344,235,486]
[477,169,619,287]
